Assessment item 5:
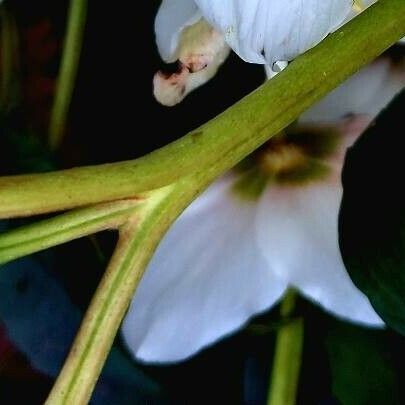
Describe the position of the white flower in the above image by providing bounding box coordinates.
[153,0,355,105]
[122,57,405,363]
[153,0,404,105]
[153,0,367,105]
[157,0,353,65]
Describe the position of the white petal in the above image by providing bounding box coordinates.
[255,181,383,326]
[153,19,230,106]
[195,0,352,65]
[299,57,405,124]
[264,61,288,79]
[122,177,287,363]
[155,0,202,62]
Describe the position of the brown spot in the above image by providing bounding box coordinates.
[156,70,173,80]
[190,131,204,141]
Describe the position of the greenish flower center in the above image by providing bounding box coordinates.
[232,126,341,200]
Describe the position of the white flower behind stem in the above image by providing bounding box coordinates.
[122,55,405,363]
[127,0,405,364]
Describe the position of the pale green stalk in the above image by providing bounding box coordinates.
[45,180,199,404]
[48,0,87,150]
[267,292,304,405]
[0,200,141,265]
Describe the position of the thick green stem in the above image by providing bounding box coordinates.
[0,0,403,218]
[267,292,304,405]
[0,199,141,265]
[48,0,87,150]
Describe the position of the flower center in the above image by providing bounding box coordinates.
[258,141,307,176]
[232,127,341,199]
[257,127,340,183]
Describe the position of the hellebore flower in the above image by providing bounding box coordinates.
[122,56,405,363]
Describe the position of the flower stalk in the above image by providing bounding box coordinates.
[0,199,141,265]
[48,0,87,150]
[267,291,304,405]
[44,180,201,405]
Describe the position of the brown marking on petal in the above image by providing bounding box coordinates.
[157,70,174,80]
[153,66,190,106]
[153,19,230,106]
[183,55,210,73]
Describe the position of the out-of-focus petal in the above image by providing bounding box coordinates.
[299,57,405,124]
[155,0,202,62]
[122,177,287,363]
[194,0,352,65]
[255,181,383,326]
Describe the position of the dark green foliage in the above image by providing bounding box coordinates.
[339,90,405,334]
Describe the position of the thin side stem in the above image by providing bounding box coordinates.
[0,0,403,218]
[0,199,141,265]
[48,0,87,150]
[267,292,304,405]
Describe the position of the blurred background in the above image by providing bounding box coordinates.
[1,0,405,404]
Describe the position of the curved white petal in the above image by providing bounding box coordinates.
[194,0,352,65]
[155,0,202,62]
[255,181,383,326]
[153,18,230,106]
[122,177,287,363]
[300,58,405,124]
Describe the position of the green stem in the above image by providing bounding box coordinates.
[48,0,87,150]
[267,292,304,405]
[45,179,203,405]
[0,0,403,218]
[0,199,141,265]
